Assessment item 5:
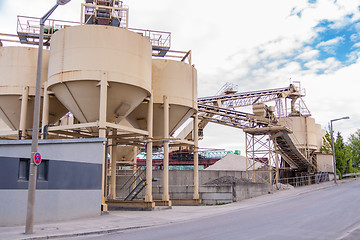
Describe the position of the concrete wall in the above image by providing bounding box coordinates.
[317,153,334,172]
[0,138,105,226]
[116,170,268,204]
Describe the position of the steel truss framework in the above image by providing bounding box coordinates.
[245,132,280,185]
[195,83,316,186]
[198,85,300,108]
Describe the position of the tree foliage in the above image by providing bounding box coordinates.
[348,129,360,171]
[320,130,358,178]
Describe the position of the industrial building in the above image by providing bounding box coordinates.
[0,0,333,226]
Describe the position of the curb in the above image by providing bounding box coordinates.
[21,225,152,240]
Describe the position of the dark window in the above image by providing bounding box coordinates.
[18,158,49,181]
[18,158,30,180]
[37,160,49,181]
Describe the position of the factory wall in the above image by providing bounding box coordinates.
[0,138,105,226]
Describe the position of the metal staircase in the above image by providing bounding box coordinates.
[119,168,146,201]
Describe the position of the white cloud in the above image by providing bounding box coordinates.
[296,47,319,60]
[316,36,344,48]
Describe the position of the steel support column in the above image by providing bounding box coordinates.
[41,83,49,139]
[145,96,153,202]
[19,86,29,139]
[99,73,108,211]
[162,95,170,202]
[109,129,117,199]
[193,113,199,200]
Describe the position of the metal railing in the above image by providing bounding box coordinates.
[130,28,171,49]
[17,15,79,36]
[118,167,146,200]
[277,172,329,188]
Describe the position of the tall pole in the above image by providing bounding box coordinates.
[25,3,62,234]
[330,121,336,184]
[330,116,350,184]
[25,2,71,233]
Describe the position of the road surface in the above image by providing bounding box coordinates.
[71,180,360,240]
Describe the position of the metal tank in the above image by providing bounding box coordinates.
[47,25,152,123]
[0,46,67,131]
[127,59,197,139]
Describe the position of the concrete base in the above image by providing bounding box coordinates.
[106,200,155,211]
[154,200,172,207]
[101,203,108,212]
[171,199,202,206]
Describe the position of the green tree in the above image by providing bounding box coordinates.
[348,129,360,172]
[320,131,332,154]
[321,131,351,178]
[334,132,348,178]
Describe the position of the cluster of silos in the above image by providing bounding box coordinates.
[45,23,197,204]
[278,116,325,154]
[0,46,67,138]
[0,4,197,206]
[46,24,197,135]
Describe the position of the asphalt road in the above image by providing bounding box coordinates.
[73,180,360,240]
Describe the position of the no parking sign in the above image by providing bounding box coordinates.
[34,152,42,165]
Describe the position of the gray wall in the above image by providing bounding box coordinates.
[0,138,105,226]
[116,170,269,203]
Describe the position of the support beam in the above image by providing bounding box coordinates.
[162,95,170,202]
[41,83,49,139]
[145,96,153,202]
[19,86,29,139]
[109,129,117,199]
[133,146,138,190]
[99,72,108,211]
[193,113,199,200]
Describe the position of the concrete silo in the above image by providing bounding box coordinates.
[127,59,198,203]
[0,46,67,138]
[47,25,152,126]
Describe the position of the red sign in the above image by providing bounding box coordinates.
[34,152,42,165]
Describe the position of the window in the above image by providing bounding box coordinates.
[37,160,49,181]
[18,158,49,181]
[18,158,30,180]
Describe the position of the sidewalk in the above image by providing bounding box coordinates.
[0,179,356,240]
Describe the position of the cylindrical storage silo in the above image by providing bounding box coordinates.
[127,59,197,139]
[47,25,152,124]
[0,46,67,131]
[279,116,323,152]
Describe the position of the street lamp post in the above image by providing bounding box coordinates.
[25,0,71,234]
[330,116,350,184]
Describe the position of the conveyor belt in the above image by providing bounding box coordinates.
[197,104,269,129]
[199,104,313,170]
[198,84,300,108]
[275,133,313,170]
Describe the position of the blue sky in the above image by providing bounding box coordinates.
[0,0,359,153]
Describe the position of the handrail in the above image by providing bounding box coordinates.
[118,167,144,192]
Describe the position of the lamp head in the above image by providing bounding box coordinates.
[342,116,350,120]
[57,0,71,5]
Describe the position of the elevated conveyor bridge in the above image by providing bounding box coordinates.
[186,84,316,184]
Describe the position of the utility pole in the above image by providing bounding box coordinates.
[25,0,71,234]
